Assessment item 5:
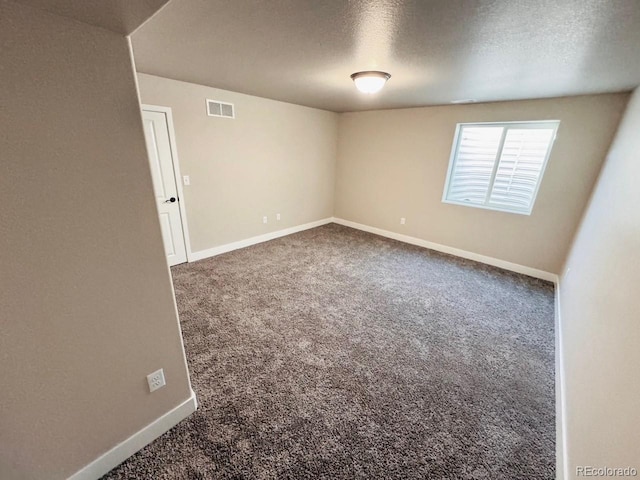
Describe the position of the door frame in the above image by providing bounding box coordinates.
[142,104,193,263]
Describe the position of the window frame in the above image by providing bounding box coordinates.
[441,120,560,215]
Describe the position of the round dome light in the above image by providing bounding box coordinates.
[350,71,391,94]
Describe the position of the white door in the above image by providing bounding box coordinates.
[142,108,188,266]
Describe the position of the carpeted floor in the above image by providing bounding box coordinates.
[102,223,555,479]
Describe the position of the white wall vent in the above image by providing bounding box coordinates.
[206,99,235,119]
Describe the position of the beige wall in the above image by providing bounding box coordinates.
[0,3,192,479]
[334,95,629,274]
[136,73,338,253]
[559,88,640,476]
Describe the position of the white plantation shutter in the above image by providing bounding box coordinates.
[447,126,503,205]
[443,121,558,215]
[489,128,555,211]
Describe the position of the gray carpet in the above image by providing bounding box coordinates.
[102,223,555,479]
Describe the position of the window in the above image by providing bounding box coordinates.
[442,121,559,215]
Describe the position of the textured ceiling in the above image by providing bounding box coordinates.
[14,0,170,35]
[131,0,640,112]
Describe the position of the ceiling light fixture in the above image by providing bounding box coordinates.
[351,71,391,94]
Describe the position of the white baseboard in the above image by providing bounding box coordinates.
[555,282,569,480]
[68,392,197,480]
[190,217,334,262]
[332,217,558,282]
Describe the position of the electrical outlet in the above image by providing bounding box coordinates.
[147,368,166,393]
[276,213,281,221]
[400,217,406,225]
[183,175,190,186]
[263,216,268,224]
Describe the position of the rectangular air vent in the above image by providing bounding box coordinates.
[206,99,235,118]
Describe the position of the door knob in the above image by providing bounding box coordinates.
[165,197,177,203]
